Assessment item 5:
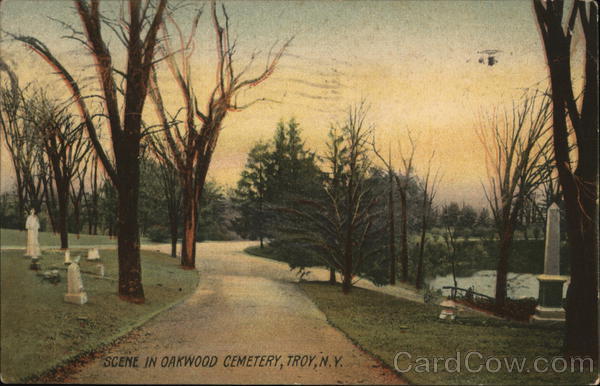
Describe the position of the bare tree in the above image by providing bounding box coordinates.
[415,153,439,290]
[41,164,58,232]
[0,70,47,218]
[12,0,168,303]
[338,103,378,293]
[372,144,398,285]
[396,135,416,283]
[82,153,103,235]
[533,0,598,357]
[69,160,90,237]
[147,134,182,258]
[24,91,90,248]
[372,132,416,283]
[277,104,382,294]
[478,92,552,308]
[148,1,290,269]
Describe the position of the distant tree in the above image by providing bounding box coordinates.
[0,191,21,229]
[327,103,381,293]
[24,91,90,248]
[197,181,230,242]
[0,60,26,218]
[396,134,417,283]
[458,204,478,229]
[372,144,398,285]
[414,154,440,290]
[98,183,117,238]
[160,160,181,257]
[81,154,103,235]
[264,119,323,233]
[443,202,461,228]
[232,141,269,247]
[0,78,46,217]
[477,207,492,228]
[138,157,169,236]
[69,164,87,236]
[372,132,417,283]
[232,119,322,247]
[146,131,182,257]
[440,203,477,297]
[479,92,552,307]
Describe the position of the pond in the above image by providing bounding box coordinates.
[428,270,570,300]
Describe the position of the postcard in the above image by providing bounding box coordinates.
[0,0,597,384]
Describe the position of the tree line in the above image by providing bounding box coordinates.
[231,106,561,292]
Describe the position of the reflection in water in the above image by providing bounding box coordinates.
[428,270,570,299]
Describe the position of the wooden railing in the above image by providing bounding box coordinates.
[442,286,495,301]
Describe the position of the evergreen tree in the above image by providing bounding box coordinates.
[232,118,322,243]
[232,142,269,247]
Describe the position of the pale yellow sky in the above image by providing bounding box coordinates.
[0,1,586,207]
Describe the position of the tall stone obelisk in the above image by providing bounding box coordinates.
[533,203,567,322]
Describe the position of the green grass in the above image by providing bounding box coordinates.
[300,282,596,385]
[0,228,118,247]
[0,248,198,383]
[246,245,423,294]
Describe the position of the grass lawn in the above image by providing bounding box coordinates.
[0,248,198,383]
[300,282,596,385]
[0,228,118,247]
[246,245,424,295]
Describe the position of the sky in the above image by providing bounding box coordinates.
[0,0,587,207]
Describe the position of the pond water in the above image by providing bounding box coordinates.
[428,270,570,300]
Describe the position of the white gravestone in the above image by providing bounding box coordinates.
[87,248,100,261]
[25,209,41,258]
[64,262,88,305]
[97,264,105,278]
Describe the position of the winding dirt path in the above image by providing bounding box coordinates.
[65,241,404,384]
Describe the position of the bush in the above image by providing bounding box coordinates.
[146,225,169,242]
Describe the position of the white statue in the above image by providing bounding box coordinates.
[25,209,41,258]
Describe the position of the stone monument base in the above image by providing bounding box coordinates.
[30,258,41,271]
[533,274,567,323]
[64,292,88,305]
[532,305,565,322]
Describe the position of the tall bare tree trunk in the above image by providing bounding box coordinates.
[415,226,426,290]
[91,158,99,235]
[170,218,178,258]
[181,168,197,268]
[398,186,409,282]
[342,174,354,294]
[329,268,336,284]
[56,180,69,249]
[116,139,144,302]
[43,177,57,233]
[533,0,598,357]
[388,170,396,285]
[494,228,513,308]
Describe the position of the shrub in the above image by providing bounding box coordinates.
[146,225,169,242]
